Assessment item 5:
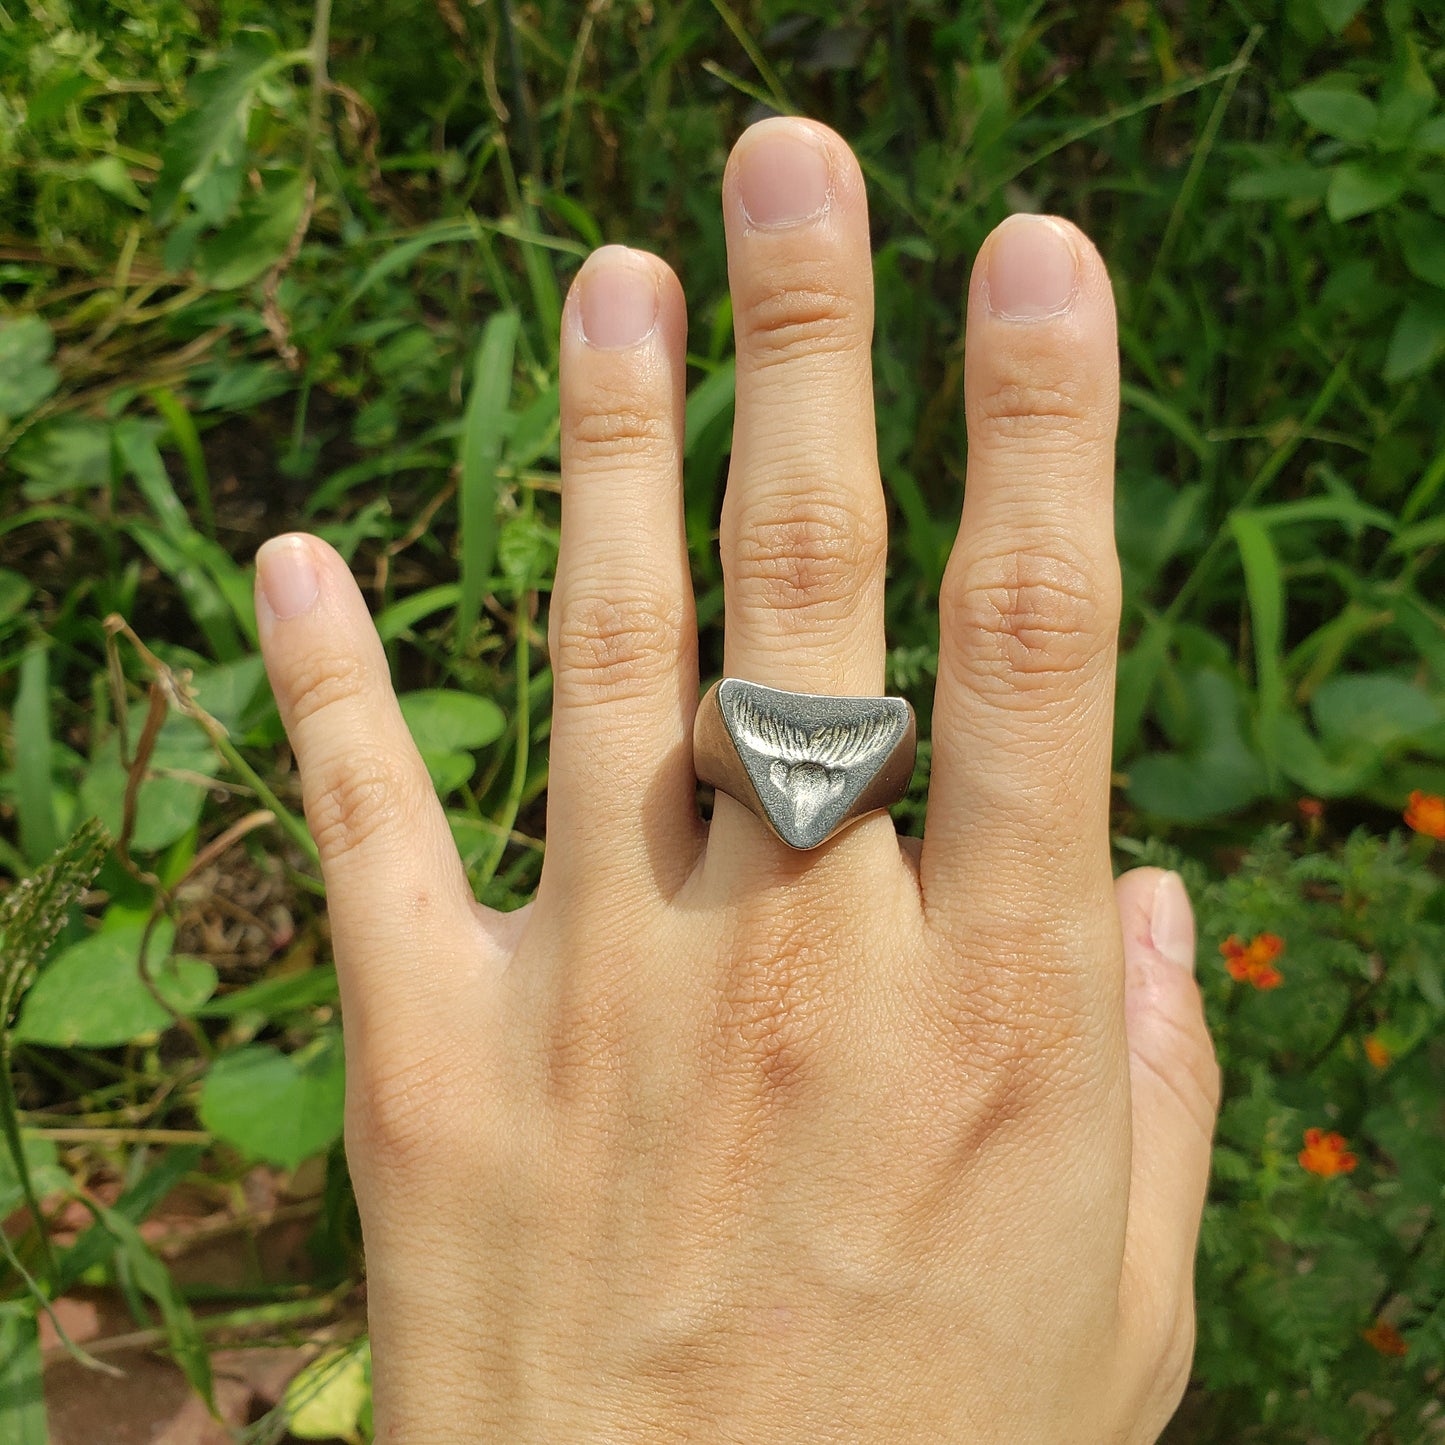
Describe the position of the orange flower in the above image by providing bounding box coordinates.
[1299,1127,1358,1177]
[1404,789,1445,839]
[1362,1319,1407,1357]
[1298,797,1324,820]
[1363,1034,1391,1070]
[1220,932,1285,989]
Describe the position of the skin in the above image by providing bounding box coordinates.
[254,119,1220,1442]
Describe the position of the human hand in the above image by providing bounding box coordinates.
[254,117,1219,1441]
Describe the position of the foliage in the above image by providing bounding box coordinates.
[1,0,1444,1439]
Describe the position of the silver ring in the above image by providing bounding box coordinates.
[693,678,917,849]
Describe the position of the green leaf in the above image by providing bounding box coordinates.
[1397,210,1445,289]
[1228,511,1286,781]
[1227,164,1330,203]
[1326,162,1404,222]
[1291,86,1377,143]
[199,1030,345,1170]
[13,918,217,1048]
[93,1203,213,1409]
[152,43,279,222]
[1312,674,1442,750]
[285,1342,371,1443]
[13,644,59,866]
[1312,0,1365,31]
[1126,669,1269,821]
[1384,297,1445,381]
[0,317,59,420]
[0,1133,68,1219]
[84,155,146,210]
[0,1302,48,1445]
[1417,114,1445,154]
[0,568,32,623]
[398,689,507,793]
[195,171,307,288]
[195,965,339,1020]
[1266,712,1378,796]
[457,311,521,644]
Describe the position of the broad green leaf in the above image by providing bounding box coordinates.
[1326,162,1404,222]
[0,317,59,420]
[399,689,506,791]
[84,155,146,210]
[0,1303,47,1445]
[0,569,31,632]
[286,1342,371,1443]
[1312,0,1365,31]
[457,311,521,643]
[1384,298,1445,381]
[1126,669,1268,821]
[9,416,111,498]
[199,1030,345,1170]
[196,171,307,288]
[0,1133,68,1219]
[1290,86,1376,143]
[1267,712,1378,796]
[1312,674,1442,750]
[1417,114,1445,154]
[152,43,278,222]
[13,918,217,1047]
[1227,164,1330,203]
[1397,210,1445,289]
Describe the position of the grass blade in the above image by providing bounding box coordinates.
[13,644,58,867]
[0,1302,48,1445]
[1228,509,1286,789]
[457,310,521,648]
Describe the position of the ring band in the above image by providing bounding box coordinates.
[693,678,917,849]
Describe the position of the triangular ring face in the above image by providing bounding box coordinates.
[717,679,910,849]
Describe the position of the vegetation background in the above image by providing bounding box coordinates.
[1,0,1443,1439]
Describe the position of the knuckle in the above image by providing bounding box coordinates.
[970,369,1098,447]
[708,911,835,1112]
[286,647,370,728]
[567,396,673,470]
[553,589,686,702]
[305,747,414,864]
[348,1048,475,1176]
[941,542,1119,701]
[741,281,862,367]
[729,492,884,618]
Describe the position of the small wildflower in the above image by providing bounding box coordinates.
[1220,932,1285,989]
[1404,789,1445,840]
[1363,1034,1391,1070]
[1299,1127,1357,1177]
[1298,797,1324,820]
[1362,1319,1407,1357]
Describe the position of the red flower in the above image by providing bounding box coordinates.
[1298,797,1324,820]
[1404,790,1445,840]
[1362,1319,1407,1357]
[1220,932,1285,989]
[1299,1127,1357,1177]
[1363,1034,1391,1070]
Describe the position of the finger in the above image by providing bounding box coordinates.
[255,535,496,1020]
[718,117,887,697]
[1114,869,1219,1349]
[921,215,1122,938]
[545,245,702,902]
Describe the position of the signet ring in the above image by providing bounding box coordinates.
[693,678,917,850]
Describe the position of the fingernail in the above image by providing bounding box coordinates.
[256,535,319,621]
[576,247,659,349]
[736,119,831,228]
[1149,871,1196,972]
[983,215,1080,320]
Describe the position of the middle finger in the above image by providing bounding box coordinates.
[718,118,888,699]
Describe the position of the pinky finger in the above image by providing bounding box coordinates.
[255,535,498,1024]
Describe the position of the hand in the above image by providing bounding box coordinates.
[254,118,1219,1442]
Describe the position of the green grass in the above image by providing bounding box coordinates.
[2,0,1444,1439]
